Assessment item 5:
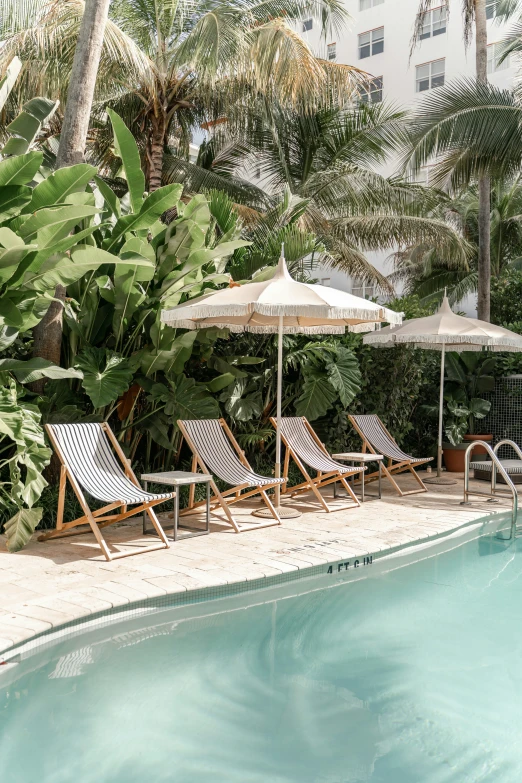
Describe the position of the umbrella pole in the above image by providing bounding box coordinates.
[425,341,457,485]
[275,314,283,507]
[253,314,301,519]
[437,343,445,477]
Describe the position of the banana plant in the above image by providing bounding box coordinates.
[0,151,128,350]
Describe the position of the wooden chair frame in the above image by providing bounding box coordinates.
[39,422,171,561]
[270,416,364,512]
[177,418,283,533]
[348,415,432,497]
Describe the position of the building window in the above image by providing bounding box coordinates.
[359,76,383,104]
[320,277,331,286]
[487,42,510,74]
[358,27,384,59]
[419,6,447,40]
[302,18,313,32]
[416,58,445,92]
[352,279,376,299]
[486,0,497,19]
[411,164,437,185]
[360,0,384,9]
[327,42,336,61]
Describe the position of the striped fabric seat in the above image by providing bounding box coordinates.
[471,459,522,474]
[180,419,285,487]
[50,423,173,504]
[279,418,360,475]
[349,415,427,463]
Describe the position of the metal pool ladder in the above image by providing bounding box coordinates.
[463,440,520,540]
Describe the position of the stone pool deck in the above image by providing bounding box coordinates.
[0,473,512,655]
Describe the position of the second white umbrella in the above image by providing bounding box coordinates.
[364,296,522,483]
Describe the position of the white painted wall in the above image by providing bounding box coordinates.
[298,0,516,312]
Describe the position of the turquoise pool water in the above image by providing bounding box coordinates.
[1,531,522,782]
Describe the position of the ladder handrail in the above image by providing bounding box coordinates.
[493,439,522,461]
[464,440,518,539]
[491,439,522,502]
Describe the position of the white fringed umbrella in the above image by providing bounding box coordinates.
[162,247,402,516]
[363,296,522,482]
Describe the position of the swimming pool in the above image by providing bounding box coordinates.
[1,526,521,782]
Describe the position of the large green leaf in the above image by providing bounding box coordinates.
[112,238,155,344]
[142,411,176,450]
[220,377,263,421]
[468,397,491,419]
[0,296,26,327]
[295,369,337,420]
[94,175,121,217]
[0,151,43,185]
[0,378,51,521]
[105,184,182,251]
[3,98,58,156]
[160,240,250,297]
[0,359,83,384]
[76,347,134,408]
[0,326,18,350]
[18,205,99,246]
[158,219,207,274]
[4,508,43,553]
[26,164,97,212]
[0,185,32,219]
[17,224,105,285]
[0,291,51,332]
[149,374,219,423]
[0,243,37,285]
[137,331,197,376]
[107,108,145,214]
[23,246,118,291]
[206,372,235,393]
[326,348,361,407]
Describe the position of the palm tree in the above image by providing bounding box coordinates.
[56,0,110,166]
[1,0,358,191]
[411,0,492,319]
[390,176,522,304]
[191,98,471,290]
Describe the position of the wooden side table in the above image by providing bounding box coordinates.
[141,471,212,541]
[332,453,384,502]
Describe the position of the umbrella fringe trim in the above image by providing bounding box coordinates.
[364,334,522,348]
[162,304,403,324]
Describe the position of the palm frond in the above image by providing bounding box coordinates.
[162,153,272,209]
[402,78,522,187]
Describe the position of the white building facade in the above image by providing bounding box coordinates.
[299,0,517,302]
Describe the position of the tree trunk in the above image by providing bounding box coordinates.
[56,0,111,167]
[475,0,491,321]
[32,0,111,389]
[148,113,166,192]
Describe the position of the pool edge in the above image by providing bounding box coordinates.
[0,509,510,664]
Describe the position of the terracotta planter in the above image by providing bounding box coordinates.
[463,433,493,456]
[443,434,493,472]
[442,443,468,473]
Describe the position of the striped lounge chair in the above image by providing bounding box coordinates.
[41,422,171,560]
[270,416,365,512]
[177,418,285,532]
[348,414,432,496]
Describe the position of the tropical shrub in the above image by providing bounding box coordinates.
[491,269,522,329]
[442,352,494,445]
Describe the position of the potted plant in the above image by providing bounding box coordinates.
[442,352,495,472]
